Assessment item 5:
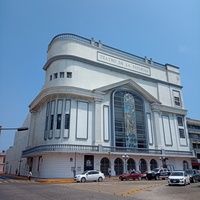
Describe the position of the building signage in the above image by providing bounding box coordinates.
[97,52,150,76]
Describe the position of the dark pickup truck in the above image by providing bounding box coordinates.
[146,168,171,180]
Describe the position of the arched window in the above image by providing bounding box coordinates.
[127,158,136,172]
[150,159,158,170]
[139,158,147,173]
[114,158,123,175]
[100,157,109,176]
[112,90,146,148]
[182,160,189,170]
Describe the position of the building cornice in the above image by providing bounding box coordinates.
[29,86,105,112]
[151,103,187,115]
[186,118,200,125]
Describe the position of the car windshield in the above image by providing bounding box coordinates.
[171,172,183,176]
[152,168,159,172]
[81,171,89,174]
[185,169,193,175]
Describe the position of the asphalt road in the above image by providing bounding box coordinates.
[0,176,200,200]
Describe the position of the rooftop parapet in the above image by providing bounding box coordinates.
[48,33,179,71]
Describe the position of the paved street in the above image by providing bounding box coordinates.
[0,176,200,200]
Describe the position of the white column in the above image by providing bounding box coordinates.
[152,109,162,149]
[94,100,102,144]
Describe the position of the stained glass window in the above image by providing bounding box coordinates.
[113,90,146,148]
[124,93,137,148]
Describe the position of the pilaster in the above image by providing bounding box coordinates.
[94,100,102,144]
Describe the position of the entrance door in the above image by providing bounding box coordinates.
[84,155,94,171]
[114,158,123,175]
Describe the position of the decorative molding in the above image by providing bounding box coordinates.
[151,103,187,115]
[29,86,104,112]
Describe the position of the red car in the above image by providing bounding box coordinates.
[119,171,142,181]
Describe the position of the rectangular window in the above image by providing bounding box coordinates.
[45,102,50,131]
[55,99,63,132]
[48,100,55,139]
[54,73,58,79]
[65,114,70,129]
[60,72,64,78]
[50,115,54,130]
[177,116,185,139]
[50,75,52,81]
[177,116,183,126]
[45,116,48,131]
[57,114,62,129]
[174,97,180,106]
[67,72,72,78]
[173,90,181,107]
[179,128,185,138]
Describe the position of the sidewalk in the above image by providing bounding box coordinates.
[1,173,119,184]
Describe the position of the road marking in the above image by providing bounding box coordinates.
[0,180,37,184]
[118,183,163,196]
[57,181,166,197]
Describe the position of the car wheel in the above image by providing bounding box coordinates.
[120,178,124,181]
[168,184,171,186]
[81,177,86,183]
[98,177,103,182]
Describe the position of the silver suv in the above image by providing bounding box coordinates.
[74,170,105,182]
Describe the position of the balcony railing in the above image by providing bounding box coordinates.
[48,33,166,70]
[22,144,194,157]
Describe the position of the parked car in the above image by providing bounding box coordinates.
[185,169,200,183]
[146,168,171,180]
[74,170,105,183]
[141,171,148,180]
[119,170,142,181]
[194,172,200,182]
[168,171,190,186]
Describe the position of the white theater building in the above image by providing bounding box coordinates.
[5,33,195,178]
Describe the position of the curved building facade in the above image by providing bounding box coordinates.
[5,33,195,178]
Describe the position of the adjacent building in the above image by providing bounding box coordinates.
[0,151,6,173]
[5,33,196,178]
[187,118,200,169]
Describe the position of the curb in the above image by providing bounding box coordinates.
[35,179,76,183]
[1,174,119,184]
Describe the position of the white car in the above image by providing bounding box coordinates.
[168,171,190,186]
[74,170,105,183]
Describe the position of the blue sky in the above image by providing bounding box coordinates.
[0,0,200,152]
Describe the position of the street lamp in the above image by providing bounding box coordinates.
[159,156,168,168]
[122,154,129,173]
[0,126,28,137]
[0,126,28,132]
[108,152,111,178]
[73,152,77,177]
